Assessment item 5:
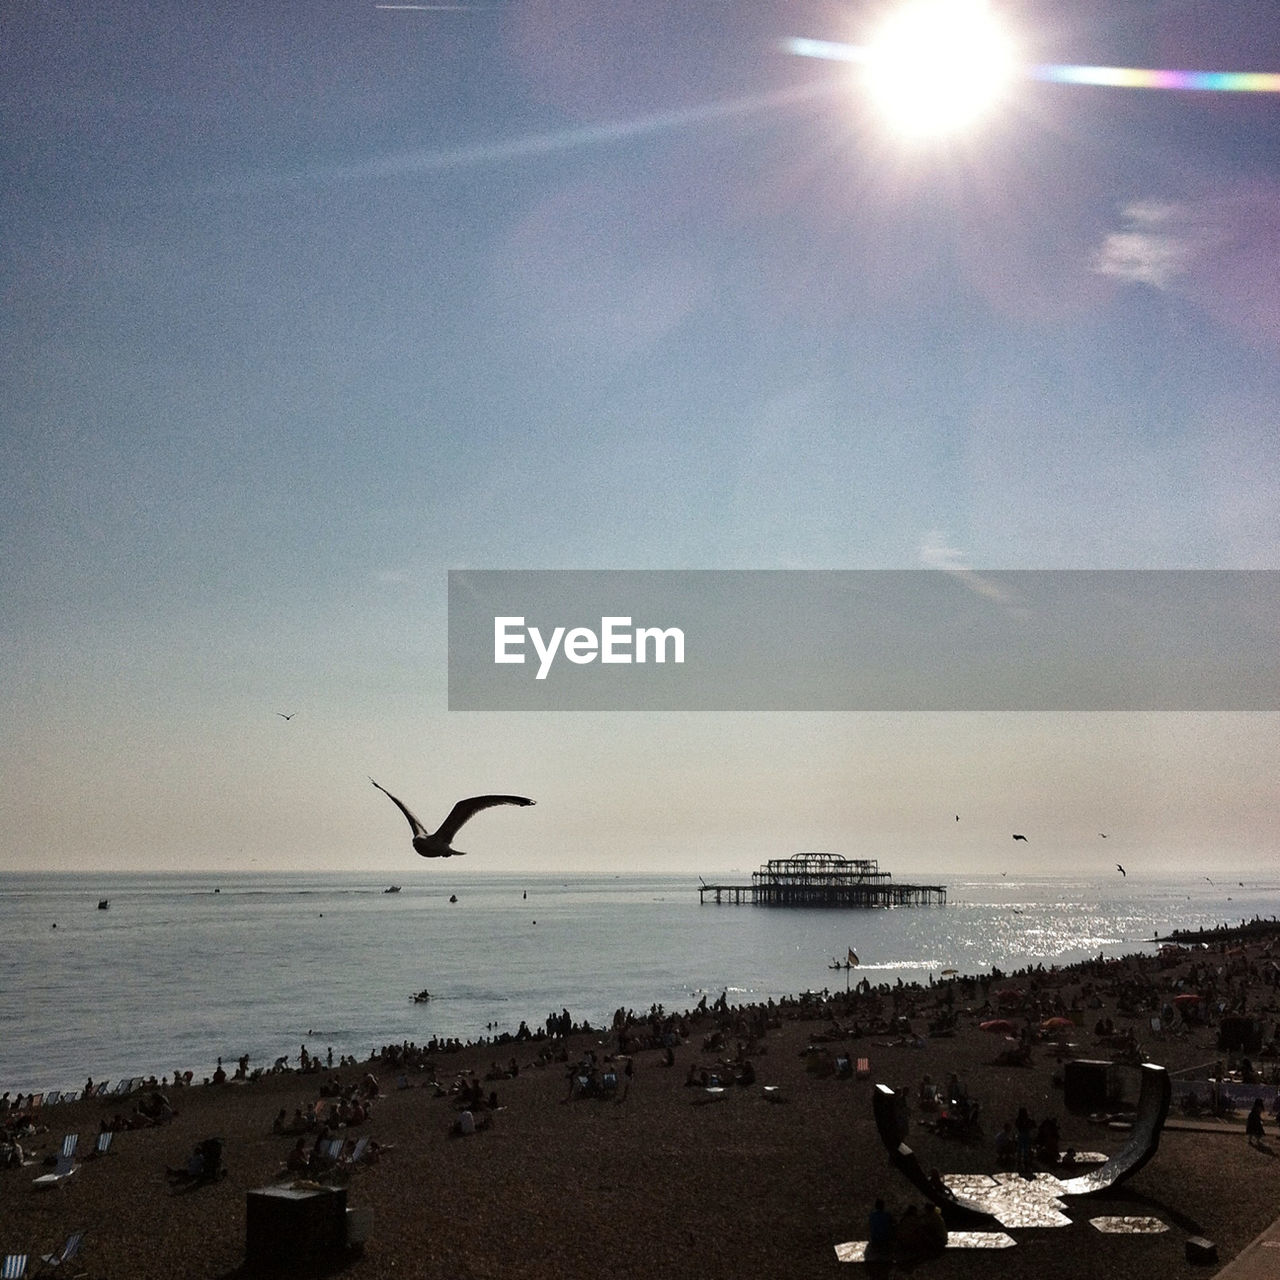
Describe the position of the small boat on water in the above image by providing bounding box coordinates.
[383,885,401,894]
[412,989,431,1003]
[97,899,110,910]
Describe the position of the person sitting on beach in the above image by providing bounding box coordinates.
[894,1205,927,1262]
[921,1203,948,1255]
[452,1109,476,1136]
[166,1143,206,1183]
[285,1137,310,1173]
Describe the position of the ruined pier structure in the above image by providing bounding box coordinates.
[699,852,946,907]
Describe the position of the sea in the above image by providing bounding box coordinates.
[2,870,1277,1096]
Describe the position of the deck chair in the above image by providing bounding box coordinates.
[856,1057,871,1079]
[32,1135,78,1189]
[43,1092,61,1108]
[312,1137,344,1169]
[1,1255,28,1279]
[90,1131,114,1158]
[35,1231,83,1273]
[343,1136,370,1167]
[91,1082,109,1098]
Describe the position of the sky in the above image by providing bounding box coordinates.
[3,0,1278,878]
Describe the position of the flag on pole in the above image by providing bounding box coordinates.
[847,948,859,966]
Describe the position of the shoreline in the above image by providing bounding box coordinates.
[9,921,1280,1103]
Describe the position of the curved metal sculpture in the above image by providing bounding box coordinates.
[871,1063,1171,1220]
[1057,1062,1171,1195]
[871,1084,997,1226]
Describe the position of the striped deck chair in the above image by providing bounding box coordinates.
[26,1094,43,1111]
[1,1254,27,1279]
[37,1231,83,1273]
[92,1082,110,1098]
[56,1091,79,1106]
[90,1131,114,1157]
[315,1137,344,1167]
[43,1091,61,1107]
[855,1057,871,1080]
[342,1136,370,1167]
[32,1134,79,1190]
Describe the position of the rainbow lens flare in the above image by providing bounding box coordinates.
[786,36,1280,93]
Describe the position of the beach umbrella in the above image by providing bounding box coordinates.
[1041,1017,1074,1031]
[1173,993,1202,1006]
[980,1019,1015,1035]
[940,968,959,977]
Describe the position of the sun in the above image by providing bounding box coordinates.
[863,0,1016,139]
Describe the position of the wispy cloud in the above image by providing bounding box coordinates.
[1093,201,1200,289]
[1094,186,1280,349]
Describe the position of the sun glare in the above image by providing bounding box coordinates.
[864,0,1016,138]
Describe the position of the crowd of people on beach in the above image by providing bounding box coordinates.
[9,926,1280,1172]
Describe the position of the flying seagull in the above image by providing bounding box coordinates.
[277,712,296,720]
[370,779,534,857]
[1012,833,1028,842]
[1116,863,1126,876]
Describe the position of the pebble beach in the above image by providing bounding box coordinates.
[4,929,1280,1279]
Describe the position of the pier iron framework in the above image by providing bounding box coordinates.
[699,852,946,908]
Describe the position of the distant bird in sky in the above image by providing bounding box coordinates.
[955,814,960,821]
[1116,863,1126,876]
[1205,876,1215,885]
[370,779,534,858]
[277,712,296,720]
[1099,832,1108,838]
[1012,833,1028,842]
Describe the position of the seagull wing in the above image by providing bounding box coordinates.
[370,779,429,839]
[435,795,534,844]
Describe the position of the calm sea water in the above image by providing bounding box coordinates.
[2,869,1276,1094]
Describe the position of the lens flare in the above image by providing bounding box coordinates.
[786,35,1280,96]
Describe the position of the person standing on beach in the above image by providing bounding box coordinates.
[1014,1106,1036,1175]
[867,1198,895,1259]
[1247,1098,1265,1148]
